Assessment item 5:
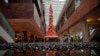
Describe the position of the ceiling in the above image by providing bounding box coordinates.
[1,3,34,18]
[43,0,66,26]
[1,3,44,38]
[87,6,100,29]
[8,18,43,37]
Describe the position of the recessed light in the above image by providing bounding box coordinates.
[98,18,100,21]
[86,19,92,22]
[15,37,18,40]
[4,0,8,3]
[81,49,84,52]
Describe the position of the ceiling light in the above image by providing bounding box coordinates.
[80,49,84,52]
[59,0,65,1]
[4,0,8,3]
[86,19,92,22]
[98,18,100,21]
[15,38,18,40]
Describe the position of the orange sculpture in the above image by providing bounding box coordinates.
[45,4,58,38]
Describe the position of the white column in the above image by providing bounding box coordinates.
[67,31,71,43]
[59,35,63,42]
[81,20,90,42]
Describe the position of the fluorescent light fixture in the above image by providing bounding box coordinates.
[59,0,65,1]
[86,19,92,22]
[98,18,100,21]
[4,0,8,3]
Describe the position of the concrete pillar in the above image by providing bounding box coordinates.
[59,35,63,42]
[67,30,71,43]
[81,20,90,42]
[81,21,91,56]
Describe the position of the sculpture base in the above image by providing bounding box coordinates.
[45,37,59,42]
[45,36,58,38]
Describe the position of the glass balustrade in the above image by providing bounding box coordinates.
[0,12,15,39]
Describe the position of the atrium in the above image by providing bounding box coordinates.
[0,0,100,56]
